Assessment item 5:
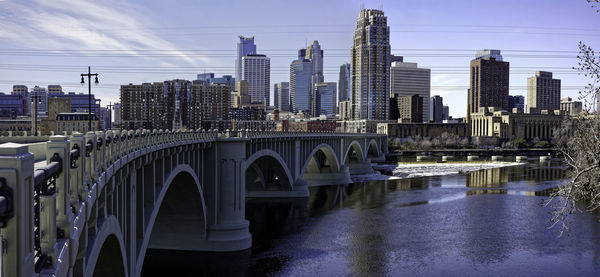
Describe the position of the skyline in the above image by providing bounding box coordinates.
[0,0,599,117]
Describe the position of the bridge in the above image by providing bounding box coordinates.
[0,129,386,277]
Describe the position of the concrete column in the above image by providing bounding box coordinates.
[202,138,251,251]
[46,136,73,236]
[0,143,35,277]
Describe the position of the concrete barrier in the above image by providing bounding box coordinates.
[416,155,430,162]
[442,155,454,162]
[516,156,529,162]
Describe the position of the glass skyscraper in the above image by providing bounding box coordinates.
[235,36,257,82]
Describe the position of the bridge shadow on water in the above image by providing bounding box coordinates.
[140,180,393,277]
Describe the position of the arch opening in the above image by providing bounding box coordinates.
[367,140,379,159]
[145,170,206,253]
[303,146,340,176]
[246,155,293,191]
[92,234,126,277]
[344,142,364,165]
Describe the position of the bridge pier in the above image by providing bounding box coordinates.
[201,138,252,251]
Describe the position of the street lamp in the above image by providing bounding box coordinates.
[80,66,99,132]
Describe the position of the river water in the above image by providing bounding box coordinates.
[143,159,600,276]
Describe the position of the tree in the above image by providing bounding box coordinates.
[513,137,527,149]
[545,0,600,236]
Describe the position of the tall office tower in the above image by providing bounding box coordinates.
[120,82,164,130]
[31,86,48,115]
[351,9,391,120]
[508,95,525,110]
[305,41,324,93]
[274,82,290,112]
[290,50,313,113]
[430,95,444,122]
[47,85,63,97]
[235,35,256,81]
[113,103,121,127]
[313,82,337,116]
[527,71,561,111]
[442,105,449,120]
[338,63,351,105]
[389,61,431,122]
[390,54,404,63]
[468,49,509,122]
[241,54,270,106]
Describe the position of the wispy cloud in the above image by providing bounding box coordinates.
[0,0,209,65]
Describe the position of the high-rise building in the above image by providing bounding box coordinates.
[351,9,391,120]
[290,51,313,113]
[233,80,251,108]
[274,82,290,112]
[235,36,256,81]
[120,82,165,129]
[339,100,351,120]
[560,97,583,115]
[31,86,48,115]
[47,98,71,120]
[306,41,324,84]
[527,71,561,111]
[468,49,510,123]
[338,63,351,105]
[442,105,450,120]
[197,73,235,89]
[430,95,444,123]
[197,82,231,122]
[390,61,431,122]
[241,54,270,106]
[113,103,121,128]
[390,55,404,63]
[99,107,111,130]
[508,95,525,111]
[313,82,336,116]
[0,93,27,118]
[11,85,29,116]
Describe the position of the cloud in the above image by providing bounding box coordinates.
[0,0,210,66]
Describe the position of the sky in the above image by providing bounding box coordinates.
[0,0,599,118]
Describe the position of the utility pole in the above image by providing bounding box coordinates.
[80,66,99,132]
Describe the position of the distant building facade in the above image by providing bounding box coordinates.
[508,95,525,111]
[527,71,561,111]
[390,61,431,122]
[274,82,290,112]
[377,122,469,138]
[56,113,99,134]
[470,107,564,140]
[241,54,270,106]
[290,52,313,113]
[338,63,351,106]
[430,95,443,123]
[560,97,583,115]
[313,82,336,116]
[468,49,509,122]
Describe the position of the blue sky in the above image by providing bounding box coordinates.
[0,0,598,117]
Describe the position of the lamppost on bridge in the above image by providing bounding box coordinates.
[80,66,99,132]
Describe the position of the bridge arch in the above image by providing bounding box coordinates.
[343,140,365,165]
[137,165,207,274]
[85,216,128,277]
[245,149,294,191]
[366,139,381,159]
[300,143,341,179]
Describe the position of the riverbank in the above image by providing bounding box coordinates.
[387,148,558,158]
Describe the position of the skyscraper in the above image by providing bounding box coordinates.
[235,36,256,81]
[527,71,561,111]
[313,82,336,116]
[338,63,351,105]
[351,9,391,120]
[468,49,509,122]
[430,95,443,123]
[389,61,431,122]
[241,54,270,106]
[290,51,313,113]
[305,41,324,84]
[442,105,450,120]
[274,82,290,112]
[31,86,48,115]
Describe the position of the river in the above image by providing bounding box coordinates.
[143,159,600,276]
